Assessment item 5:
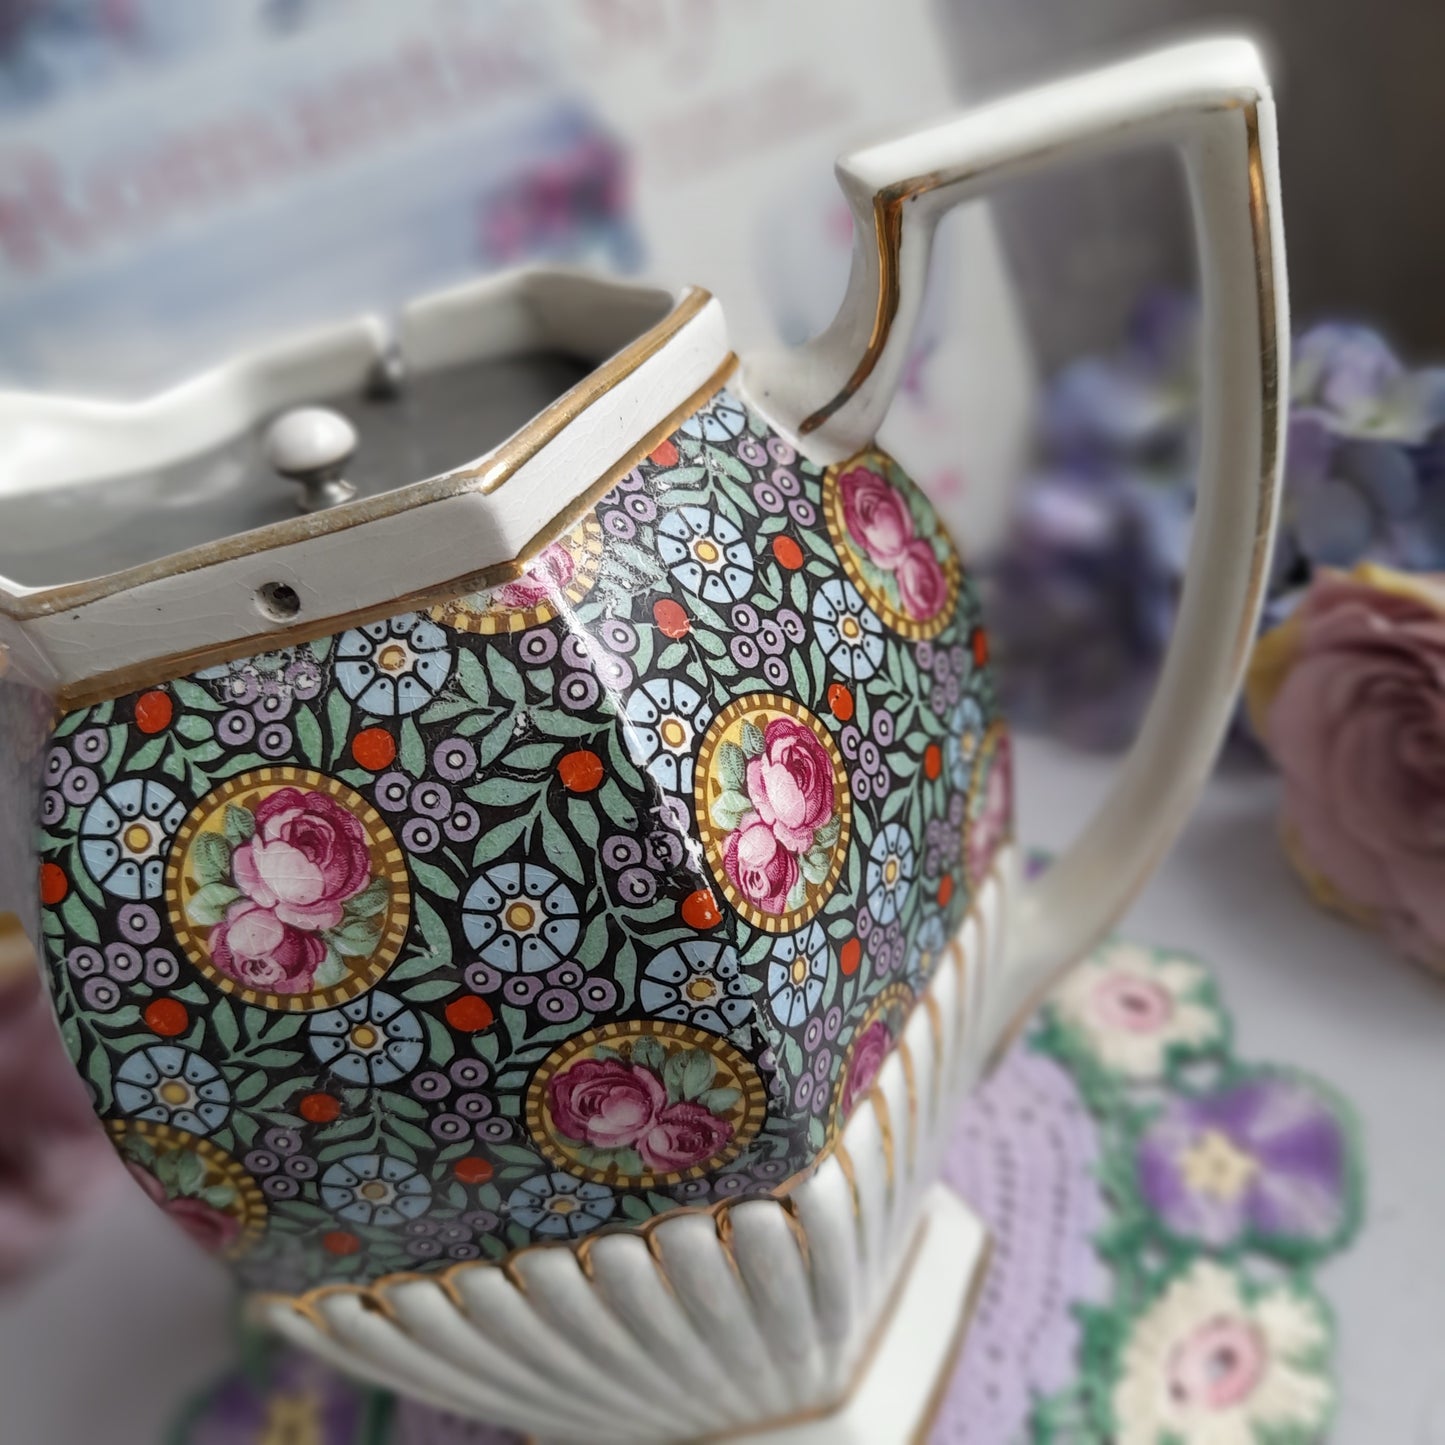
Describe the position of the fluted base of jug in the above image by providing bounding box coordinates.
[734,1183,988,1445]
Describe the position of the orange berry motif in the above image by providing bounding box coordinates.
[772,535,804,571]
[144,998,188,1038]
[557,749,604,793]
[826,683,854,723]
[972,628,990,667]
[134,689,173,735]
[446,995,495,1033]
[649,439,679,468]
[681,889,721,930]
[299,1093,342,1124]
[454,1157,494,1186]
[840,939,862,976]
[38,862,67,906]
[653,598,690,639]
[937,876,954,909]
[323,1231,361,1257]
[924,743,943,781]
[351,727,396,771]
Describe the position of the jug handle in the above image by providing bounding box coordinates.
[746,37,1287,1051]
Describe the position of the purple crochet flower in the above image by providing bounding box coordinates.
[1135,1072,1354,1255]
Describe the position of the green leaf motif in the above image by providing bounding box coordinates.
[698,1086,741,1112]
[400,718,426,779]
[709,789,751,833]
[410,857,460,902]
[191,831,233,886]
[487,650,526,705]
[223,805,256,845]
[716,740,747,793]
[344,877,389,919]
[457,649,490,705]
[329,918,380,958]
[741,720,766,757]
[680,1048,716,1101]
[632,1036,666,1074]
[784,877,809,912]
[295,706,324,766]
[186,882,243,927]
[800,848,832,886]
[60,891,100,944]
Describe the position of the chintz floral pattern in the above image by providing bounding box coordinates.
[36,389,1003,1290]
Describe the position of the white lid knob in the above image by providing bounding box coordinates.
[263,406,358,512]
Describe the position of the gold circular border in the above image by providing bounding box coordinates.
[693,693,852,934]
[828,980,915,1140]
[964,721,1014,893]
[822,449,961,641]
[430,516,606,634]
[164,767,411,1013]
[107,1118,267,1258]
[525,1019,767,1189]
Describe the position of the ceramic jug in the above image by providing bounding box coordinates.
[0,38,1284,1444]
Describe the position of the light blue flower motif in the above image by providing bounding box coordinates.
[948,695,987,793]
[115,1044,230,1135]
[79,779,186,900]
[908,913,949,982]
[462,863,580,973]
[320,1153,432,1228]
[623,677,712,795]
[766,922,830,1029]
[640,940,752,1036]
[657,506,755,604]
[812,578,885,681]
[334,613,453,716]
[679,394,748,443]
[308,991,424,1085]
[507,1172,615,1239]
[866,822,916,926]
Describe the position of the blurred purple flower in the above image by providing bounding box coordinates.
[988,293,1445,748]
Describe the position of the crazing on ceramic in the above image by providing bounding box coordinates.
[36,390,1010,1291]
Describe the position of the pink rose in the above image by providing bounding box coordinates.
[894,538,950,621]
[839,465,914,567]
[231,786,371,931]
[209,899,326,994]
[496,541,577,610]
[548,1057,665,1149]
[1248,564,1445,974]
[126,1164,240,1255]
[840,1020,892,1118]
[744,717,836,852]
[637,1101,734,1172]
[723,817,801,914]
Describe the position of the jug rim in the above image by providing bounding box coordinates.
[0,272,735,707]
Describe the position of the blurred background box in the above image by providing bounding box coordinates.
[0,0,1034,550]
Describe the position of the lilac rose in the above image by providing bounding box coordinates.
[126,1163,242,1255]
[495,541,576,610]
[745,717,836,852]
[638,1101,734,1172]
[894,538,950,620]
[1248,564,1445,974]
[209,899,326,994]
[724,817,801,915]
[548,1057,665,1149]
[839,465,915,567]
[231,786,371,932]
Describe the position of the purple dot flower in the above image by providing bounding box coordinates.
[1136,1071,1356,1255]
[520,628,557,665]
[434,737,477,781]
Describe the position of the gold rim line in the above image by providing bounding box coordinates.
[54,352,737,713]
[983,104,1280,1080]
[251,863,1005,1320]
[798,99,1257,437]
[6,288,713,623]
